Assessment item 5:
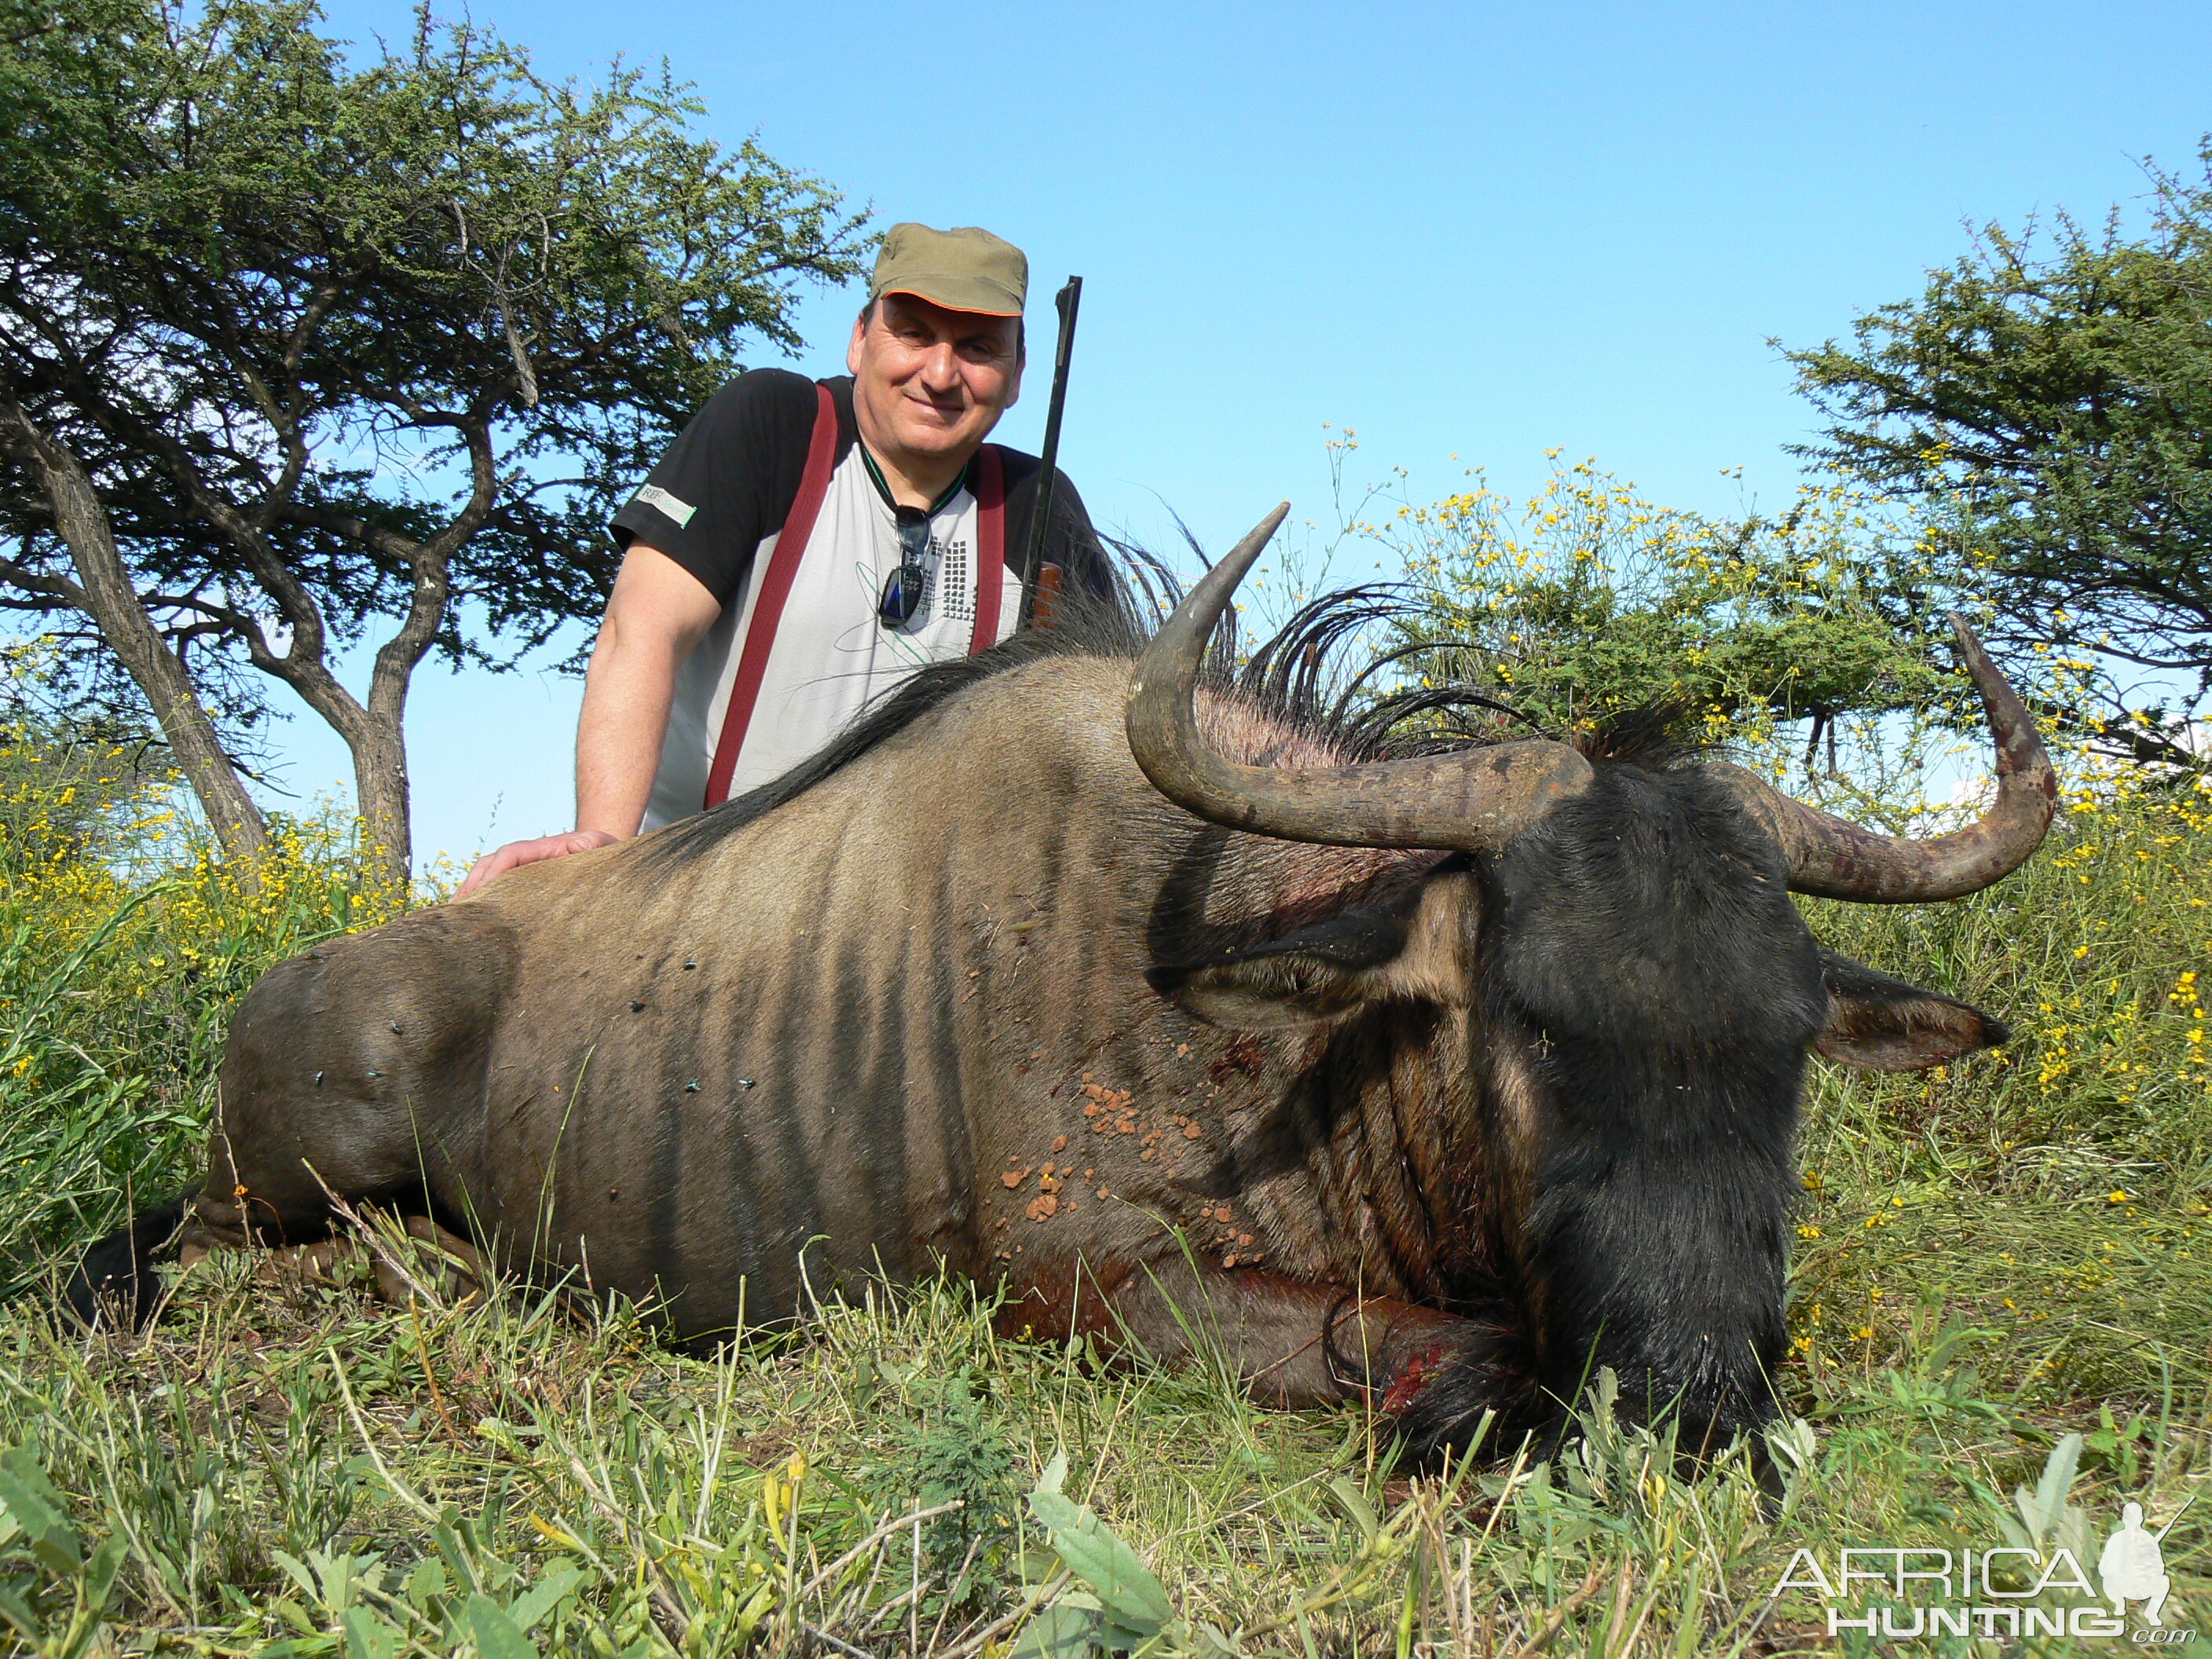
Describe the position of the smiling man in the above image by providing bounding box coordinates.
[460,223,1109,892]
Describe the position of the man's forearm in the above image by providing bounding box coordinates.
[574,639,679,838]
[452,546,713,897]
[571,546,723,840]
[575,676,668,836]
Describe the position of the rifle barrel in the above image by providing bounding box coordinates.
[1023,276,1083,620]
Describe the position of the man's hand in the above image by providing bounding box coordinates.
[456,829,620,898]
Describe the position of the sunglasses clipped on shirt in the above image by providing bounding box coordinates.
[877,511,933,630]
[866,445,978,631]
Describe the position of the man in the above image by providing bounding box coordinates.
[460,223,1107,894]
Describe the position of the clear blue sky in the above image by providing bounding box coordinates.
[270,0,2212,870]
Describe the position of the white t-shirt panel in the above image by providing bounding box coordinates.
[643,449,1022,830]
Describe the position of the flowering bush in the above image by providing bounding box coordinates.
[1809,765,2212,1159]
[1379,454,1965,764]
[0,723,405,1279]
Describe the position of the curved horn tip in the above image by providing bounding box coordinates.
[1946,613,1999,665]
[1727,607,2055,903]
[1220,502,1291,573]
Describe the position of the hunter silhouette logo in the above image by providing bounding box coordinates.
[2100,1502,2175,1626]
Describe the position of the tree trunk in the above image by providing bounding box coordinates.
[1,406,269,870]
[214,558,423,896]
[348,712,412,895]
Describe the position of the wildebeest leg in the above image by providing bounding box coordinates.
[384,1214,489,1304]
[186,1119,335,1252]
[253,1211,489,1307]
[1002,1262,1468,1410]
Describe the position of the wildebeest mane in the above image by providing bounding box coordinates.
[639,551,1697,867]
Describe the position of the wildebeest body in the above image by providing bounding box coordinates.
[221,659,1495,1346]
[92,526,2051,1466]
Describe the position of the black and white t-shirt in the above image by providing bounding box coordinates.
[610,370,1108,830]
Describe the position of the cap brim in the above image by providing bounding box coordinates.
[877,282,1024,318]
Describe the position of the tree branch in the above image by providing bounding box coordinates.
[0,553,87,609]
[274,500,424,565]
[366,413,492,727]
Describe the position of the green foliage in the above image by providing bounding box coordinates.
[1019,1451,1178,1658]
[1785,141,2212,760]
[862,1364,1024,1599]
[1376,456,1955,753]
[0,713,401,1278]
[0,641,163,858]
[0,1442,126,1655]
[0,716,162,873]
[0,0,869,617]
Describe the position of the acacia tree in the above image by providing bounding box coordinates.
[1783,145,2212,767]
[0,0,870,883]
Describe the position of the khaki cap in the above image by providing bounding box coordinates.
[870,222,1027,317]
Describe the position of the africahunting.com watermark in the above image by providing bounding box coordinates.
[1771,1500,2194,1644]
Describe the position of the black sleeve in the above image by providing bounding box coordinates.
[609,368,819,608]
[1001,452,1115,602]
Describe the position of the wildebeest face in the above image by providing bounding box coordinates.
[1122,506,2044,1460]
[1148,754,2005,1451]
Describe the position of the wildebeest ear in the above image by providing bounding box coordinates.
[1150,879,1468,1032]
[1813,949,2009,1072]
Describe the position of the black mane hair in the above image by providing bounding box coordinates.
[637,551,1697,869]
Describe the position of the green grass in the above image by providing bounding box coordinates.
[0,764,2207,1654]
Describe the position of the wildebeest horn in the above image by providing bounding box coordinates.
[1125,504,1595,850]
[1708,617,2056,902]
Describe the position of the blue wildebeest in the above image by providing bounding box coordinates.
[72,508,2053,1464]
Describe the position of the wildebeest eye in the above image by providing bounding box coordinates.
[1149,905,1419,1031]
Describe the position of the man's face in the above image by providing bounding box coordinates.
[847,292,1024,466]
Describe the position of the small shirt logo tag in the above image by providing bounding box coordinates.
[634,485,696,529]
